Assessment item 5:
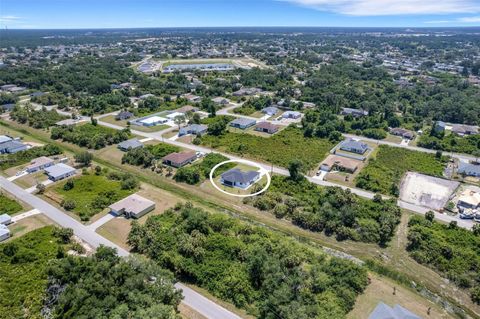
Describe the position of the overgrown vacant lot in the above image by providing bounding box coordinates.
[0,226,68,319]
[0,194,23,215]
[50,123,130,149]
[355,145,447,196]
[200,126,335,169]
[407,216,480,304]
[245,176,401,245]
[50,170,137,220]
[129,204,369,318]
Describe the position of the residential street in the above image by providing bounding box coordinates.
[0,176,242,319]
[98,118,474,227]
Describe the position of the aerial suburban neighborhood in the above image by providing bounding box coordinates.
[1,1,480,319]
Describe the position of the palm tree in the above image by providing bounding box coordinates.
[174,115,186,131]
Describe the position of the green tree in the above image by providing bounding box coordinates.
[75,151,93,166]
[288,159,305,182]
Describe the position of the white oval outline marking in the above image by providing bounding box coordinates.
[209,159,271,198]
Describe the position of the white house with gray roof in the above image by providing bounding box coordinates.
[221,168,260,189]
[117,139,144,152]
[179,124,208,137]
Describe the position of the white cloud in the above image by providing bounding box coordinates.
[458,16,480,22]
[282,0,480,16]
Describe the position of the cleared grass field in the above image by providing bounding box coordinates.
[49,172,136,221]
[201,126,335,170]
[0,194,23,216]
[355,145,447,196]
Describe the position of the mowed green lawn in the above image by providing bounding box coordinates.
[53,174,136,220]
[200,126,335,170]
[355,145,447,196]
[0,194,23,215]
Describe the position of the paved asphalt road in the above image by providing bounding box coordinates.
[0,176,242,319]
[95,111,476,229]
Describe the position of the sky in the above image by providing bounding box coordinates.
[1,0,480,29]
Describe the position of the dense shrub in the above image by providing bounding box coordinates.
[0,144,62,170]
[407,215,480,304]
[128,204,368,318]
[51,123,130,149]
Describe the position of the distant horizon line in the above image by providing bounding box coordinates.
[1,25,480,31]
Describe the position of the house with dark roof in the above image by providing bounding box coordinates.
[179,124,208,137]
[230,118,257,130]
[221,168,260,189]
[261,106,279,116]
[117,139,144,152]
[368,302,422,319]
[341,107,369,117]
[162,151,197,168]
[458,161,480,177]
[115,110,134,121]
[390,128,415,140]
[255,122,279,134]
[0,140,28,154]
[339,139,369,155]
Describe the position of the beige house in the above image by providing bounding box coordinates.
[109,194,155,219]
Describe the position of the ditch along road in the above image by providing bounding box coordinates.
[96,116,474,230]
[0,177,242,319]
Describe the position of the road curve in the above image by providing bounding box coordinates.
[0,176,242,319]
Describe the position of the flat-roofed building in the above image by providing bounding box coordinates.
[162,151,197,168]
[109,194,155,218]
[26,156,54,173]
[44,163,76,181]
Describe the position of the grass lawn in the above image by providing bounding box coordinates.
[0,194,24,216]
[200,126,335,170]
[0,226,66,319]
[49,172,136,221]
[355,145,447,196]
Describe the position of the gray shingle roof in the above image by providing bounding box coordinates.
[231,118,256,126]
[221,169,259,184]
[368,302,422,319]
[118,139,143,150]
[458,162,480,176]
